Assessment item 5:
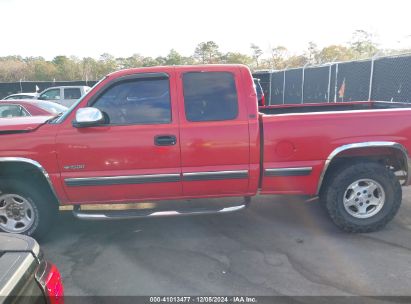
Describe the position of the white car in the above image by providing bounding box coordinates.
[2,93,38,100]
[37,86,91,107]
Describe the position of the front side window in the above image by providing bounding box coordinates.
[39,89,60,100]
[0,105,29,118]
[64,88,82,100]
[183,72,238,122]
[93,77,171,125]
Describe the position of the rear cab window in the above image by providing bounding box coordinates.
[64,88,82,99]
[182,72,238,122]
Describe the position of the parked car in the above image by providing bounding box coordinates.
[37,86,91,107]
[2,93,38,100]
[253,78,266,106]
[0,233,64,303]
[0,64,410,238]
[0,100,67,118]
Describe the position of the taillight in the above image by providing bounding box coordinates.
[45,263,64,304]
[37,262,64,304]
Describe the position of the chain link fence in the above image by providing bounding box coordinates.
[253,53,411,105]
[2,55,411,103]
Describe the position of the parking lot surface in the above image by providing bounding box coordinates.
[40,190,411,296]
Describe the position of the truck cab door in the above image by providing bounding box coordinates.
[176,67,251,197]
[56,70,182,204]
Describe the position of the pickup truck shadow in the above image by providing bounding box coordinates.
[43,195,336,240]
[42,193,410,243]
[38,193,411,296]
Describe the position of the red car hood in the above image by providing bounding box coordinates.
[0,116,53,133]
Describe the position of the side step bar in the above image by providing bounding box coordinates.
[72,198,251,221]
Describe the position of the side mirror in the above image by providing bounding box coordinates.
[72,107,105,128]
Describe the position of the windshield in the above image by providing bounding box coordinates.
[36,101,68,114]
[4,94,35,100]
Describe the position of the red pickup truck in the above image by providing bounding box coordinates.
[0,64,410,237]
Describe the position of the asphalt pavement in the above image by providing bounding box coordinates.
[40,189,411,297]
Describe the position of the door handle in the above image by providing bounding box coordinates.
[154,135,177,146]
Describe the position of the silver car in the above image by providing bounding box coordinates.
[37,86,91,107]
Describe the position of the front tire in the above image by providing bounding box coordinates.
[321,162,402,233]
[0,179,57,238]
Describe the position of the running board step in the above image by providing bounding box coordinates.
[72,199,250,221]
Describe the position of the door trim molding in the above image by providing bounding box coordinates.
[65,173,181,187]
[264,167,312,177]
[65,170,250,186]
[182,170,249,181]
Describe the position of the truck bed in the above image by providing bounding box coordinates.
[260,103,411,195]
[259,101,411,115]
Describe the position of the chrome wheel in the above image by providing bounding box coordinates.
[0,193,35,233]
[343,179,385,219]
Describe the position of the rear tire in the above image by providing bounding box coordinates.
[0,179,57,238]
[321,161,402,233]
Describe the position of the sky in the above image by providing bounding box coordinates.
[1,0,411,60]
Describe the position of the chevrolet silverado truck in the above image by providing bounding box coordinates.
[0,233,64,304]
[0,64,410,237]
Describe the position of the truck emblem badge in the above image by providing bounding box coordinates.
[64,164,85,170]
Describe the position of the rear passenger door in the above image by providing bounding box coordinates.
[176,68,250,197]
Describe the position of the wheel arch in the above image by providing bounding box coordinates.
[316,141,410,195]
[0,157,60,205]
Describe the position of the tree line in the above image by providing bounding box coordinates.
[0,30,406,82]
